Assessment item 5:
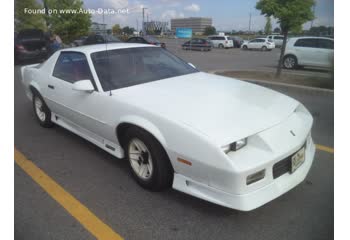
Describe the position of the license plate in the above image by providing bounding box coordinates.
[291,147,305,173]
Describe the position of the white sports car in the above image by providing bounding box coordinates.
[21,43,315,211]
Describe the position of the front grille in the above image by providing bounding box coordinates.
[273,157,291,179]
[272,142,306,179]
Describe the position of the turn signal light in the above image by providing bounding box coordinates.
[246,169,265,185]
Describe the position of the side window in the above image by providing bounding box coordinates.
[275,36,284,40]
[318,39,334,49]
[294,38,318,48]
[95,35,105,43]
[219,37,225,40]
[249,39,257,43]
[53,52,94,85]
[258,39,265,42]
[268,36,272,39]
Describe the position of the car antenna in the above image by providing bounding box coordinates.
[102,7,112,96]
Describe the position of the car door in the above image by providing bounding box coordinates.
[248,39,258,48]
[293,38,320,66]
[317,39,334,67]
[48,51,112,142]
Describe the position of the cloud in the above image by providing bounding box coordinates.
[184,3,200,12]
[161,10,184,20]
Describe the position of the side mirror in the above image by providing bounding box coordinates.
[188,62,196,69]
[73,80,94,93]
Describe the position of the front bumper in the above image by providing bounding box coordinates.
[173,138,315,211]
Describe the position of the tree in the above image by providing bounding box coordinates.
[112,24,122,35]
[203,26,216,35]
[15,0,46,31]
[122,26,135,35]
[264,16,272,35]
[256,0,315,77]
[273,27,281,33]
[45,0,91,43]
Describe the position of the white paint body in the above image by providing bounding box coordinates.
[21,43,315,211]
[242,38,275,50]
[208,35,234,48]
[267,35,285,47]
[284,37,334,68]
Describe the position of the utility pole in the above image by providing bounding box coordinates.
[142,7,147,35]
[136,19,139,32]
[310,4,316,29]
[248,12,251,33]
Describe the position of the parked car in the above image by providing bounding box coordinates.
[83,34,121,45]
[72,36,88,47]
[126,36,166,48]
[207,35,234,48]
[283,37,334,69]
[182,38,211,51]
[21,43,315,211]
[15,29,47,64]
[267,35,285,48]
[229,36,244,48]
[241,38,275,51]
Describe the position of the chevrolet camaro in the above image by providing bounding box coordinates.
[21,43,315,211]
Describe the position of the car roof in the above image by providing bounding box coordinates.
[58,43,157,54]
[289,36,333,40]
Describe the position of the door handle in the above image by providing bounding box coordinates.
[48,85,55,89]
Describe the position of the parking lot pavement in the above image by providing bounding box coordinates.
[161,38,333,79]
[14,56,333,240]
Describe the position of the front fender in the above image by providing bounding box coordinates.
[118,115,167,148]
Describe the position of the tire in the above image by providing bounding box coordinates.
[262,46,267,51]
[283,55,298,69]
[124,127,173,191]
[32,92,54,128]
[242,45,248,50]
[218,44,224,49]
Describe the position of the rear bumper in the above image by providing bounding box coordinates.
[16,50,47,61]
[173,139,315,211]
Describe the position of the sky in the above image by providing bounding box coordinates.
[83,0,334,31]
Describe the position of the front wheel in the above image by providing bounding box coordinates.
[242,45,248,50]
[124,127,173,191]
[283,55,298,69]
[32,93,54,128]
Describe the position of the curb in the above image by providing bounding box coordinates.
[208,70,334,93]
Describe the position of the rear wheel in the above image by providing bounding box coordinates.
[262,46,267,51]
[218,44,224,49]
[124,127,173,191]
[32,93,54,128]
[283,55,298,69]
[242,45,248,50]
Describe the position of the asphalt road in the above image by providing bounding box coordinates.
[14,49,333,240]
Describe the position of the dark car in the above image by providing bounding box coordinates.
[229,36,244,48]
[72,36,88,47]
[127,36,166,48]
[83,34,121,45]
[15,29,47,64]
[182,38,211,51]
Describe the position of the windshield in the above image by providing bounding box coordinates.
[143,36,160,43]
[105,35,121,42]
[91,47,198,91]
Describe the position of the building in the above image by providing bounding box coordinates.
[90,22,107,34]
[143,21,168,34]
[170,17,212,34]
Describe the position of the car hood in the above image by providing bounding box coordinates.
[113,72,299,146]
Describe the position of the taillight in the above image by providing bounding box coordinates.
[16,44,25,50]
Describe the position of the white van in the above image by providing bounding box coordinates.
[207,35,233,48]
[267,35,285,47]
